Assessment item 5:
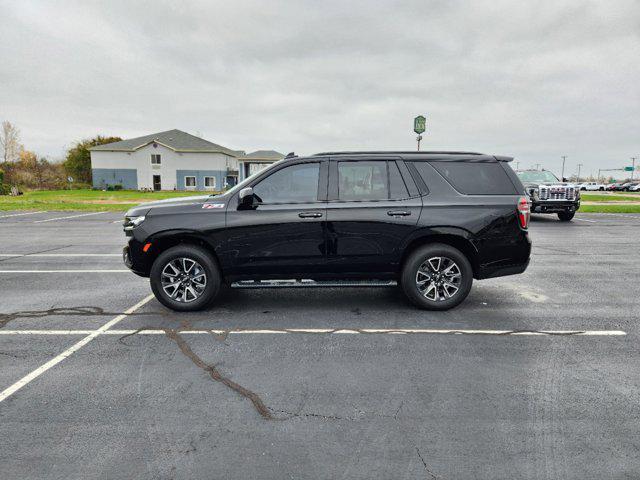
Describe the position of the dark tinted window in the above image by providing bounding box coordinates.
[389,161,409,199]
[422,161,517,195]
[338,161,388,200]
[253,163,320,203]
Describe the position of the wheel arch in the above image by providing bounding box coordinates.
[144,230,224,275]
[400,230,480,277]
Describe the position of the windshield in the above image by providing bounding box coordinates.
[210,159,286,197]
[516,170,560,184]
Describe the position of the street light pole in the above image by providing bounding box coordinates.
[632,157,637,182]
[561,156,567,181]
[577,163,583,183]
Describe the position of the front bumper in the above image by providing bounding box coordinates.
[123,239,152,277]
[532,200,580,213]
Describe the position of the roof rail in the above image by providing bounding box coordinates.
[311,150,484,156]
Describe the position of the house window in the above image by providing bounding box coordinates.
[151,154,161,165]
[185,176,196,189]
[204,176,216,189]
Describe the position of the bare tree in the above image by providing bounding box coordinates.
[0,121,21,163]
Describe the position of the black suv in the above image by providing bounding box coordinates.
[123,152,531,311]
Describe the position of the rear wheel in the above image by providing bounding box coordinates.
[401,243,473,310]
[150,245,221,311]
[558,210,575,221]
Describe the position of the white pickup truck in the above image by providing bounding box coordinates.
[578,182,606,191]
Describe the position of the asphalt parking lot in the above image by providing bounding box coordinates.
[1,210,639,479]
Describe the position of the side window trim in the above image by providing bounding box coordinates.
[250,160,326,205]
[406,161,430,196]
[396,160,420,197]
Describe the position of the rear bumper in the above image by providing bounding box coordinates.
[476,231,531,280]
[477,259,530,279]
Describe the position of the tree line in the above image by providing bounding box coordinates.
[0,120,120,192]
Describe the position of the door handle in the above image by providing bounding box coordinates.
[298,211,323,218]
[387,210,411,216]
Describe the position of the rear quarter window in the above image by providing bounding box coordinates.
[425,161,518,195]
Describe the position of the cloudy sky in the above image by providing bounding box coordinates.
[1,0,638,177]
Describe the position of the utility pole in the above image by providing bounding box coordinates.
[577,163,583,183]
[534,163,541,170]
[561,156,567,181]
[515,161,520,170]
[632,157,637,182]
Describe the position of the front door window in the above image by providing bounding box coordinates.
[153,175,161,191]
[253,163,320,204]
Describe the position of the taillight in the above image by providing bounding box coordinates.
[517,196,530,229]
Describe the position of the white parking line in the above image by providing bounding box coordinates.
[0,254,121,257]
[0,328,626,336]
[33,212,108,223]
[0,211,47,218]
[574,217,597,223]
[0,294,154,403]
[0,270,129,273]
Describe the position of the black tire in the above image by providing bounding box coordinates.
[557,210,575,222]
[150,244,221,311]
[401,243,473,311]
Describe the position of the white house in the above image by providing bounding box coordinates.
[90,129,241,191]
[238,150,285,181]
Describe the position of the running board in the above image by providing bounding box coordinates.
[230,279,398,289]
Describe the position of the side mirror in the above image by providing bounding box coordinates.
[238,187,257,210]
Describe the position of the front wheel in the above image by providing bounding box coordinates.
[150,245,221,311]
[401,243,473,310]
[558,210,575,221]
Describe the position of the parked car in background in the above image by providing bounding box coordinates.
[579,182,606,191]
[516,169,579,221]
[122,151,532,311]
[610,183,629,191]
[606,183,623,191]
[629,183,640,192]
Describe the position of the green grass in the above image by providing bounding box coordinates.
[580,193,640,202]
[579,204,640,213]
[0,189,220,211]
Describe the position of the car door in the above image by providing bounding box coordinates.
[223,159,328,279]
[325,157,421,276]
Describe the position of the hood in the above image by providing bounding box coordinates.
[138,194,212,208]
[125,194,214,217]
[522,181,576,189]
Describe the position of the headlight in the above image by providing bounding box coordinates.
[124,215,145,231]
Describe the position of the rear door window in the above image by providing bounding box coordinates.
[417,161,517,195]
[338,161,388,201]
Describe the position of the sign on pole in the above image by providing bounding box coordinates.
[624,166,634,171]
[414,115,426,134]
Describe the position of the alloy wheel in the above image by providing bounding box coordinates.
[415,256,462,301]
[161,257,207,303]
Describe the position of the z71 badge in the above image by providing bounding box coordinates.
[202,203,225,209]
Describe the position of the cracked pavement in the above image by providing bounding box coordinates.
[0,211,639,479]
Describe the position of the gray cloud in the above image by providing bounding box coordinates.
[1,0,638,177]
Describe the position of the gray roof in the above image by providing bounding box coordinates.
[240,150,285,161]
[89,129,237,155]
